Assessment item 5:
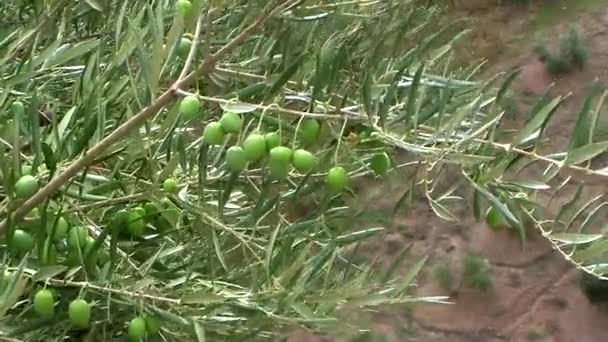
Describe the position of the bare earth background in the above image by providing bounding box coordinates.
[289,1,608,341]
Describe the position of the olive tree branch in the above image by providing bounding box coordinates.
[0,0,299,236]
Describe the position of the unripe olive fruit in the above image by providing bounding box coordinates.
[269,146,293,165]
[300,119,320,146]
[369,152,391,176]
[269,161,290,180]
[144,202,159,218]
[10,229,35,253]
[21,165,32,176]
[163,178,178,194]
[83,236,98,262]
[179,95,201,121]
[326,166,348,192]
[225,146,247,173]
[48,216,69,241]
[33,289,54,319]
[127,208,146,236]
[68,299,91,329]
[203,122,225,145]
[128,317,147,341]
[485,207,505,231]
[15,175,38,198]
[291,149,317,174]
[11,101,25,117]
[145,315,161,334]
[177,37,192,58]
[264,132,281,150]
[219,112,242,133]
[242,134,266,161]
[67,226,88,250]
[175,0,192,17]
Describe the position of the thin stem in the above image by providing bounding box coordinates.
[175,89,363,120]
[334,117,349,164]
[177,12,205,81]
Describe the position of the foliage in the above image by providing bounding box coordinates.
[534,26,588,74]
[1,0,608,340]
[462,254,492,291]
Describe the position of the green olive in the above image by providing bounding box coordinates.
[219,112,242,133]
[264,132,281,150]
[485,207,506,231]
[269,161,290,180]
[179,95,201,121]
[300,119,320,146]
[225,146,247,173]
[177,37,192,59]
[145,315,161,334]
[14,175,38,199]
[83,236,98,263]
[242,134,267,161]
[67,226,89,250]
[203,121,225,145]
[47,216,69,241]
[33,289,54,319]
[326,166,348,192]
[11,101,25,117]
[144,202,159,218]
[68,299,91,329]
[10,229,35,254]
[163,178,178,194]
[269,146,293,165]
[127,208,146,236]
[175,0,192,17]
[128,316,147,341]
[291,149,317,174]
[369,152,391,176]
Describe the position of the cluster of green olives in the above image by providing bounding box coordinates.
[28,287,158,340]
[178,94,396,192]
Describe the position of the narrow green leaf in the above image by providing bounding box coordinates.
[564,141,608,166]
[436,95,482,140]
[548,233,602,245]
[512,96,563,146]
[579,202,608,233]
[33,265,68,282]
[495,68,520,106]
[569,90,597,150]
[47,39,100,67]
[381,243,412,283]
[84,0,105,11]
[465,174,523,238]
[41,143,57,177]
[182,292,224,305]
[404,64,425,124]
[428,197,457,222]
[211,228,228,271]
[265,223,281,283]
[396,255,427,295]
[506,180,550,190]
[194,321,207,342]
[361,71,373,118]
[266,54,305,100]
[219,103,257,114]
[334,227,384,245]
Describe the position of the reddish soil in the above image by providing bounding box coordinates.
[290,2,608,341]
